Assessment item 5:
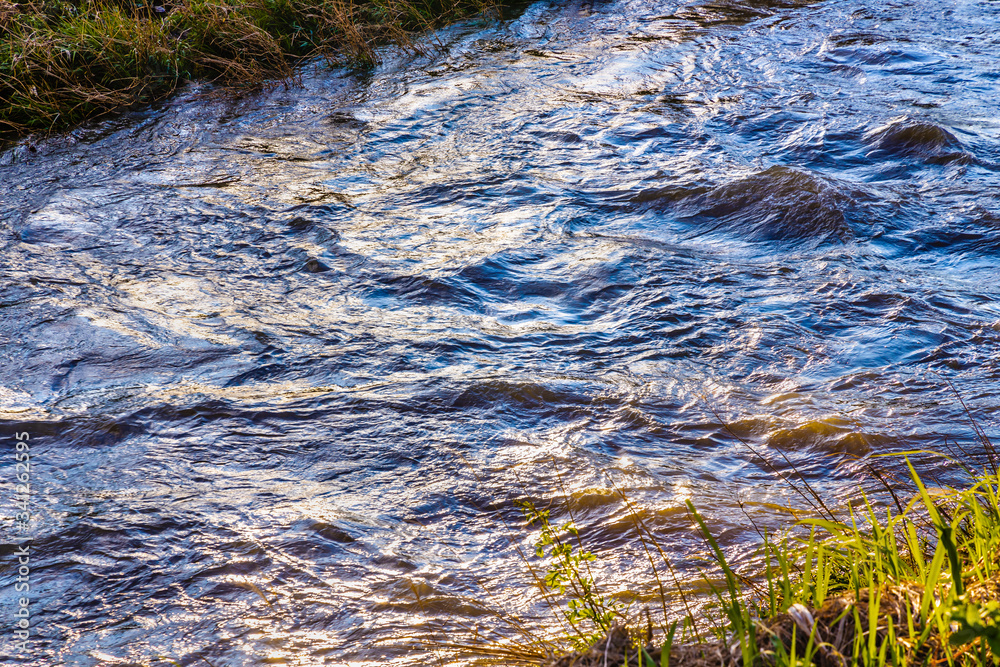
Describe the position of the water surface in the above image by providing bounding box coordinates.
[2,0,999,663]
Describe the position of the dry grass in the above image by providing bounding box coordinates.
[0,0,496,137]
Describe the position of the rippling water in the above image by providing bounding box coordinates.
[2,0,1000,663]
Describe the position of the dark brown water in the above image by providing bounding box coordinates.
[2,0,999,663]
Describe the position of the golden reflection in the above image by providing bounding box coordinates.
[0,385,41,418]
[116,275,242,346]
[77,307,162,348]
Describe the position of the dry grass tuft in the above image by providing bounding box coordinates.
[0,0,496,138]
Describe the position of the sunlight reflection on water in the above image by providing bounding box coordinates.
[1,0,999,663]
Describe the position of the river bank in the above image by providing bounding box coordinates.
[481,445,1000,666]
[0,0,493,138]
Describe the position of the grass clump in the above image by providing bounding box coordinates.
[0,0,494,137]
[752,456,1000,667]
[482,447,1000,667]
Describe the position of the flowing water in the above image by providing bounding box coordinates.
[2,0,1000,663]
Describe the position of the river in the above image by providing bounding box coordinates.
[1,0,999,663]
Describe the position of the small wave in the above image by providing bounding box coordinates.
[670,0,818,27]
[636,166,863,245]
[864,118,973,164]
